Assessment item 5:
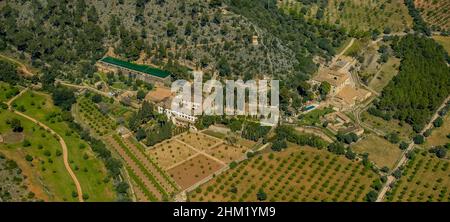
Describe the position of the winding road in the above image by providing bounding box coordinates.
[7,88,84,202]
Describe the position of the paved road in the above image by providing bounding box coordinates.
[376,96,450,202]
[7,89,84,202]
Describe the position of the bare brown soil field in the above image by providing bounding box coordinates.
[177,132,222,151]
[2,132,24,144]
[206,143,248,164]
[148,139,196,169]
[167,154,225,190]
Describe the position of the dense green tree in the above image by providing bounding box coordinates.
[365,190,378,202]
[166,22,177,37]
[137,90,147,101]
[52,87,76,111]
[9,118,23,132]
[271,139,287,152]
[328,142,346,155]
[91,94,102,103]
[256,189,267,201]
[433,117,443,128]
[374,35,450,132]
[0,60,19,84]
[413,134,425,145]
[318,81,331,98]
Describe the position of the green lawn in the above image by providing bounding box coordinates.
[12,90,116,201]
[298,107,334,126]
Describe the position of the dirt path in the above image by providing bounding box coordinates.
[6,87,28,107]
[376,96,450,202]
[0,54,34,77]
[12,111,84,202]
[295,126,335,143]
[353,96,385,136]
[175,139,227,166]
[333,38,355,63]
[7,88,84,202]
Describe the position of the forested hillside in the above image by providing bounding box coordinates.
[277,0,413,35]
[226,0,347,113]
[0,0,348,115]
[0,0,343,79]
[372,35,450,132]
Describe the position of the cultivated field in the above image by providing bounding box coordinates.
[75,95,117,136]
[206,143,248,164]
[12,90,116,201]
[415,0,450,30]
[148,131,252,191]
[105,134,178,201]
[149,139,197,169]
[177,132,222,151]
[190,144,379,202]
[168,153,225,190]
[352,134,403,169]
[386,150,450,202]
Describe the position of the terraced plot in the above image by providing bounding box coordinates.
[177,132,222,151]
[206,143,248,164]
[385,150,450,202]
[76,96,116,136]
[106,135,176,201]
[190,144,379,202]
[148,139,196,169]
[123,137,179,193]
[167,154,225,190]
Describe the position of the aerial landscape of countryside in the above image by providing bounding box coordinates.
[0,0,449,205]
